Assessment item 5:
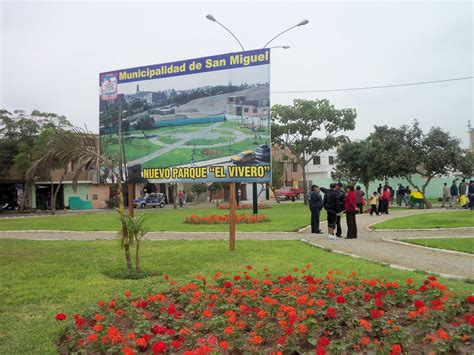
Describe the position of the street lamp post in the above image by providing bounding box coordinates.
[205,15,308,219]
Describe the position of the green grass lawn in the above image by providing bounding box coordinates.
[0,203,315,232]
[1,239,473,354]
[107,137,161,161]
[373,210,474,230]
[402,238,474,254]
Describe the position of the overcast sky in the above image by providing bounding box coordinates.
[1,0,472,146]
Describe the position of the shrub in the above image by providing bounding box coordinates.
[183,213,269,224]
[218,203,271,210]
[55,267,473,354]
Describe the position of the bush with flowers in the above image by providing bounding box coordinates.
[218,203,271,210]
[184,213,269,224]
[55,266,473,354]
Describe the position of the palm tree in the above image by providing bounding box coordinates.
[48,127,134,272]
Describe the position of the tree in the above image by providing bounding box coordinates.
[272,99,356,204]
[458,151,474,178]
[191,183,207,199]
[48,127,135,273]
[367,121,466,206]
[331,140,377,195]
[269,153,284,203]
[134,116,155,138]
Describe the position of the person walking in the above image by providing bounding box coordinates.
[321,183,339,240]
[450,180,459,208]
[334,182,345,238]
[459,179,469,209]
[441,183,452,208]
[344,185,358,239]
[379,187,391,214]
[178,190,184,208]
[308,185,324,234]
[355,185,365,214]
[397,184,407,206]
[468,180,474,210]
[369,192,379,215]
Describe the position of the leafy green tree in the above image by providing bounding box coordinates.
[269,152,285,203]
[134,116,155,138]
[331,140,376,195]
[272,99,356,204]
[367,121,466,206]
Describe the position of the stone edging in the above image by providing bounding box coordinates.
[380,237,474,257]
[299,239,467,281]
[366,222,474,232]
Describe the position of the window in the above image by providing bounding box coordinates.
[313,156,321,165]
[93,194,98,200]
[329,156,334,165]
[244,108,249,113]
[292,163,298,172]
[253,108,258,113]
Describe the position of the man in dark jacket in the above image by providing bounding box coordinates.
[321,183,339,240]
[334,182,345,238]
[308,185,324,234]
[450,180,459,207]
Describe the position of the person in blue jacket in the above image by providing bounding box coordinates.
[450,180,459,207]
[308,185,324,234]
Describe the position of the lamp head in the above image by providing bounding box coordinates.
[206,14,217,22]
[297,19,309,26]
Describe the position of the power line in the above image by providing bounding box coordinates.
[270,76,473,94]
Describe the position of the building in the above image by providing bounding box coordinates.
[305,149,338,182]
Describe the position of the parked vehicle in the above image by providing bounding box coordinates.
[255,144,271,163]
[275,187,305,201]
[133,193,165,209]
[231,150,256,165]
[0,203,9,213]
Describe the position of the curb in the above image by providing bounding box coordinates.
[370,226,474,232]
[380,237,474,257]
[299,239,468,281]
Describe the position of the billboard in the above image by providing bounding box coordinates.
[99,49,271,184]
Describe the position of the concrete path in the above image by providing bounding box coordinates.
[1,209,472,280]
[301,209,474,280]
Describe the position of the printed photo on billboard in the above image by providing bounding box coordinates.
[99,49,271,184]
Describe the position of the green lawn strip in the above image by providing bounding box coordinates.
[0,203,315,232]
[401,238,474,254]
[1,239,472,354]
[156,135,181,145]
[373,210,474,230]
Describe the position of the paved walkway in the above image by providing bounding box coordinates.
[301,209,474,280]
[1,209,472,280]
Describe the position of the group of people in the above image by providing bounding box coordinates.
[443,179,474,209]
[308,182,359,240]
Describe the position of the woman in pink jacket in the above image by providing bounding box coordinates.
[344,185,358,239]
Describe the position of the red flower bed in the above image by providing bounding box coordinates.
[55,267,473,354]
[218,203,271,210]
[184,213,269,224]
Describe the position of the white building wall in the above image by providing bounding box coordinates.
[305,149,338,180]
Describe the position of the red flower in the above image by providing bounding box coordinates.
[55,313,67,321]
[152,341,167,353]
[136,338,147,348]
[390,344,402,355]
[87,333,98,342]
[326,307,336,319]
[467,295,474,304]
[224,281,232,288]
[317,336,330,348]
[122,346,134,355]
[336,296,346,304]
[370,309,384,319]
[170,340,182,349]
[430,299,443,311]
[413,300,425,309]
[220,340,229,349]
[124,291,132,297]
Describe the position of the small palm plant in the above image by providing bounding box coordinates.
[116,207,150,273]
